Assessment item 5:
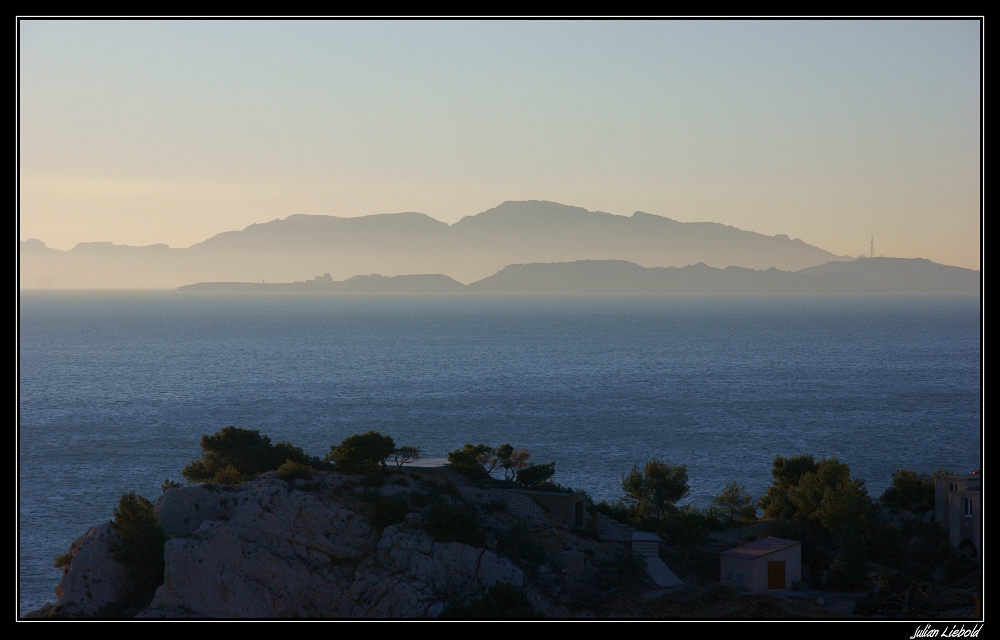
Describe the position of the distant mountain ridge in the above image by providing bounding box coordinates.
[20,200,850,289]
[179,273,466,293]
[471,257,979,293]
[179,258,978,294]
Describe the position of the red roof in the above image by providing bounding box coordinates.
[721,537,801,559]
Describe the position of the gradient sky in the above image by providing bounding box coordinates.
[19,20,981,268]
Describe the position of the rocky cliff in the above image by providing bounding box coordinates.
[29,470,633,619]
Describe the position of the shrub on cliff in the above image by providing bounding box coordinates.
[441,583,539,619]
[391,445,421,470]
[182,426,317,483]
[449,443,554,488]
[276,459,315,482]
[425,502,485,546]
[53,551,75,569]
[515,462,556,489]
[213,465,243,485]
[447,443,498,481]
[366,495,409,528]
[496,525,546,568]
[325,431,397,474]
[497,444,532,483]
[110,491,167,611]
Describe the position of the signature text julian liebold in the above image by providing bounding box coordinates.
[911,625,982,639]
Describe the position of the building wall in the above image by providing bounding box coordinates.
[948,490,981,557]
[935,473,980,557]
[720,545,802,593]
[720,555,754,590]
[749,545,801,592]
[936,475,969,526]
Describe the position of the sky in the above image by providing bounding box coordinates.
[19,20,981,268]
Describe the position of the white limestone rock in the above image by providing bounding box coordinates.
[381,526,523,591]
[346,526,523,618]
[155,485,234,538]
[144,480,372,618]
[40,522,129,617]
[42,474,537,619]
[143,481,524,618]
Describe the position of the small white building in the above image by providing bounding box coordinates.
[720,537,801,592]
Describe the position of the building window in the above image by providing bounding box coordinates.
[726,571,733,581]
[963,497,973,517]
[736,573,743,583]
[949,483,959,492]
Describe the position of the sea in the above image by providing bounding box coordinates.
[18,292,982,615]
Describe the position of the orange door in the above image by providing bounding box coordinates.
[767,560,786,589]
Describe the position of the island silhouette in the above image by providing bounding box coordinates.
[177,257,978,294]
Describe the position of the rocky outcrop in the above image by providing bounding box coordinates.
[346,527,523,618]
[28,522,130,618]
[145,476,525,618]
[36,471,540,618]
[142,477,374,618]
[155,484,234,538]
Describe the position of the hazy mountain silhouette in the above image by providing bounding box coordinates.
[796,257,980,291]
[466,258,979,293]
[176,257,976,293]
[22,200,852,289]
[178,273,466,293]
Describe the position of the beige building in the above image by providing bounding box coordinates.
[720,537,801,592]
[935,471,981,558]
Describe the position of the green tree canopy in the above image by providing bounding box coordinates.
[761,455,873,539]
[711,481,758,525]
[447,443,498,480]
[497,444,531,483]
[880,469,935,512]
[449,443,553,487]
[515,462,555,489]
[621,458,689,520]
[786,458,871,532]
[326,431,396,474]
[182,426,315,483]
[391,445,421,470]
[759,454,820,520]
[276,459,315,482]
[110,491,167,611]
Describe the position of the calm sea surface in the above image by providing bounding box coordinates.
[18,292,981,614]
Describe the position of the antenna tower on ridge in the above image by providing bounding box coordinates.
[870,235,874,259]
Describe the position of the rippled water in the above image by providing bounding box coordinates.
[18,292,981,614]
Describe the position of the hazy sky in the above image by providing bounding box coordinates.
[19,20,981,268]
